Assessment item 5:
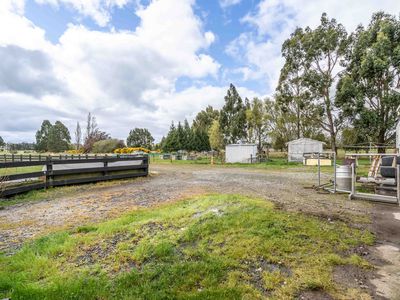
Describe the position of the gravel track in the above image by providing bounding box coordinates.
[1,163,399,299]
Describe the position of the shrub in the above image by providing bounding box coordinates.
[92,139,125,153]
[114,147,150,154]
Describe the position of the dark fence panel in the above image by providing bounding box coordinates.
[0,155,149,198]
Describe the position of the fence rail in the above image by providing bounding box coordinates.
[0,154,148,198]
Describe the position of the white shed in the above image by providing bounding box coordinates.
[287,138,324,162]
[225,144,257,163]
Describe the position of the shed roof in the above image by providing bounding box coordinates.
[226,144,257,147]
[286,138,325,145]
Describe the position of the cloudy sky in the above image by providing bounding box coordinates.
[1,0,399,143]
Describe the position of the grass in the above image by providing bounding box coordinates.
[0,194,374,299]
[0,166,42,176]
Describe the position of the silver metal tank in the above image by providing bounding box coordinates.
[336,165,352,192]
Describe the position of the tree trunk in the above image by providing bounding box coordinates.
[377,129,386,154]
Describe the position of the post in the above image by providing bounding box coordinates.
[351,163,356,196]
[250,154,253,164]
[397,165,400,206]
[45,157,53,189]
[333,152,337,193]
[317,152,321,187]
[103,157,108,177]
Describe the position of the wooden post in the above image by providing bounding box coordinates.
[45,156,53,189]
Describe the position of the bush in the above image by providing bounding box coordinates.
[114,147,150,154]
[92,139,125,153]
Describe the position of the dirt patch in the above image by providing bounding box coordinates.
[243,257,291,296]
[297,290,333,300]
[333,264,374,292]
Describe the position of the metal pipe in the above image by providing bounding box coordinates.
[350,192,398,204]
[350,163,356,197]
[333,152,337,193]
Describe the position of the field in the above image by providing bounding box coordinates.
[0,161,399,299]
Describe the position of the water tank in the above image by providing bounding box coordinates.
[336,165,352,191]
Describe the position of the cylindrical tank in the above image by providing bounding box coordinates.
[336,165,352,191]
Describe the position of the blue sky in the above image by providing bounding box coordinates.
[1,0,399,143]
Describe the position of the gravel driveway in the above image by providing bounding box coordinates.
[0,164,370,253]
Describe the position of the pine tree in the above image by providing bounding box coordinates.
[219,84,247,144]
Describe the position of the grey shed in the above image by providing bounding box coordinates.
[287,138,324,162]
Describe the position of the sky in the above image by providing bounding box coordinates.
[1,0,400,143]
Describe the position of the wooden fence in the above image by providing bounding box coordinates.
[0,154,148,198]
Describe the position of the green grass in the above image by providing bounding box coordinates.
[0,166,42,176]
[0,194,374,299]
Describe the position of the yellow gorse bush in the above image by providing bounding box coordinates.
[66,149,84,154]
[114,147,151,154]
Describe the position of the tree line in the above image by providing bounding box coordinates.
[158,11,400,154]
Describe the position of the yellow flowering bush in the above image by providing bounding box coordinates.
[114,147,151,154]
[66,149,84,154]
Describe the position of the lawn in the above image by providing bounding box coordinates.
[0,194,374,299]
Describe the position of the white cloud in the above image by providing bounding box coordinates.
[219,0,242,9]
[0,0,236,143]
[227,0,400,93]
[34,0,130,26]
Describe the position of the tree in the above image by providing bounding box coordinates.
[219,84,247,144]
[190,129,210,152]
[83,112,110,153]
[127,128,154,149]
[336,12,400,152]
[246,98,269,152]
[183,119,193,151]
[176,121,185,150]
[47,121,71,152]
[0,136,5,147]
[277,27,318,139]
[75,122,82,150]
[163,122,178,152]
[92,139,125,153]
[193,106,219,132]
[208,119,224,151]
[35,120,53,152]
[282,13,349,153]
[266,99,296,151]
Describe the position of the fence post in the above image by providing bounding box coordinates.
[317,152,321,187]
[45,156,53,190]
[145,155,149,175]
[103,156,108,178]
[397,165,400,206]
